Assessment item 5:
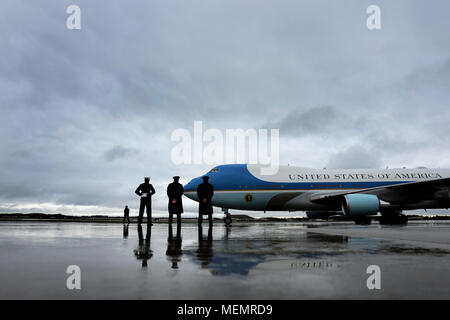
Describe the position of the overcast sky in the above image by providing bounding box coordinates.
[1,0,449,216]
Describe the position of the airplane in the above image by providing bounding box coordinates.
[183,164,450,225]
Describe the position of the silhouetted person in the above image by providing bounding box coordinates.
[196,224,213,268]
[166,223,183,269]
[167,176,184,226]
[123,224,129,238]
[135,177,156,225]
[197,176,214,227]
[123,205,130,224]
[134,224,153,268]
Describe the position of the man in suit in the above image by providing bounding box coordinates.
[196,176,214,227]
[135,177,156,225]
[167,176,184,227]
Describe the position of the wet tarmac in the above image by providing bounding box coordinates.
[1,221,450,299]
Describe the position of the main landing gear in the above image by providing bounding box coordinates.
[353,211,408,225]
[353,216,372,225]
[222,208,232,226]
[379,209,408,225]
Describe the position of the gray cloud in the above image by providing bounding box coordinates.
[266,106,363,138]
[104,146,138,162]
[327,145,382,169]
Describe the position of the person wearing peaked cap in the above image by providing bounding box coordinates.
[197,175,214,227]
[167,176,184,227]
[135,177,156,225]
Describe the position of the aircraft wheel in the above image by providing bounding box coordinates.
[224,216,232,225]
[379,214,408,225]
[354,217,372,225]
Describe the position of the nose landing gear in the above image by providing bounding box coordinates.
[222,208,232,226]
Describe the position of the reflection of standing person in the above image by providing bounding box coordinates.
[135,177,156,225]
[123,205,130,224]
[166,222,183,269]
[123,224,129,238]
[167,176,184,226]
[196,224,213,268]
[197,176,214,226]
[134,224,153,268]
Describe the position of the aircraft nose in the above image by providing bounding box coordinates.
[184,191,195,200]
[183,177,200,200]
[184,180,194,192]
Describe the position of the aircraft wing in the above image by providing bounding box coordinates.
[310,177,450,204]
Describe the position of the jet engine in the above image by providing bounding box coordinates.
[341,194,380,216]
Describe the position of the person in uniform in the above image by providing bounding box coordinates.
[167,176,184,226]
[123,205,130,224]
[196,176,214,227]
[135,177,156,225]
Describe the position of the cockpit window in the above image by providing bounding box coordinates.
[209,168,220,173]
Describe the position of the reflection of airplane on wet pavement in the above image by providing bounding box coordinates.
[184,226,267,276]
[183,226,375,276]
[184,164,450,225]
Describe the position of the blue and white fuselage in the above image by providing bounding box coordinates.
[184,164,450,218]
